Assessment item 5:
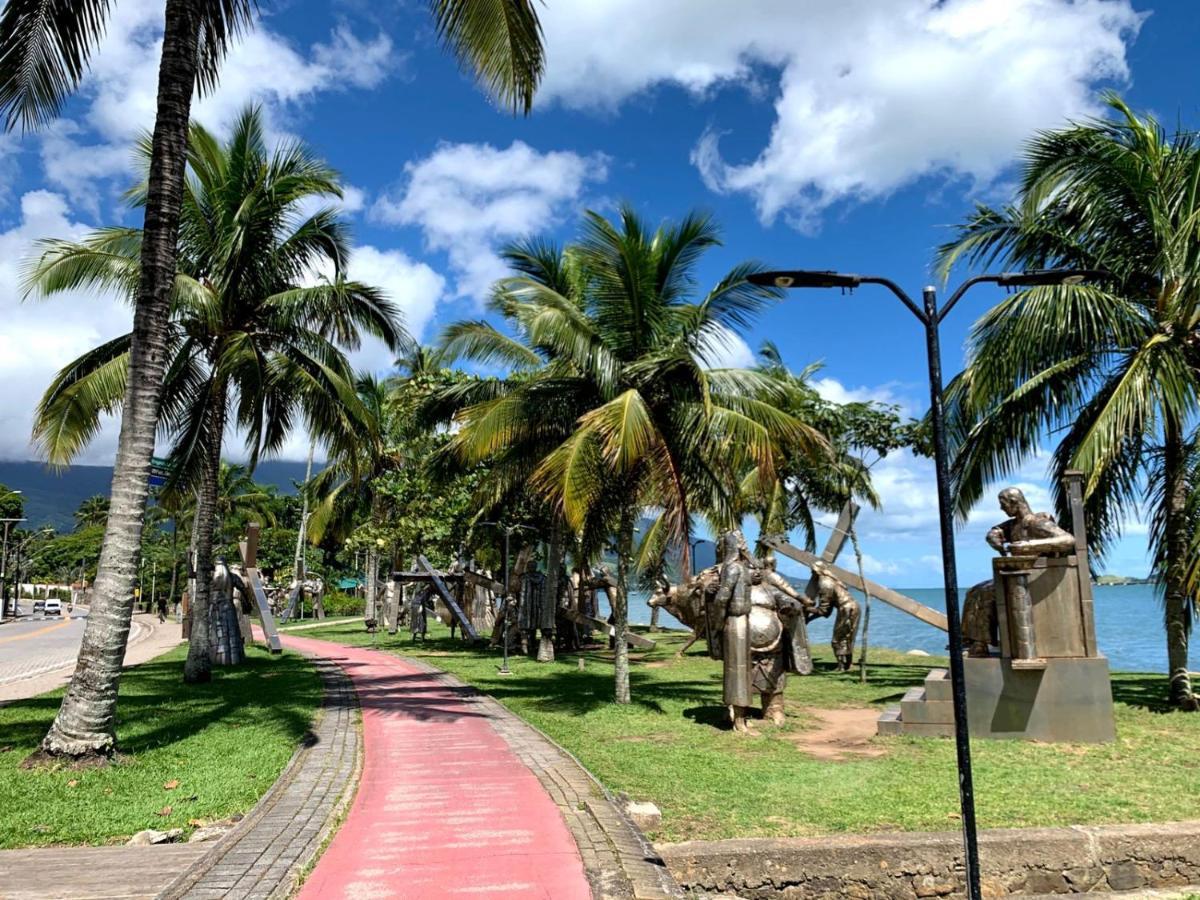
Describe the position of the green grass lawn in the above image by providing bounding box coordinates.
[0,644,322,849]
[298,619,1200,843]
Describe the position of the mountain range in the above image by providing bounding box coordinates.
[0,460,313,532]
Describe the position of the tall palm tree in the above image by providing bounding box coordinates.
[937,94,1200,710]
[2,0,545,760]
[73,495,111,531]
[29,106,405,711]
[439,207,827,701]
[307,374,398,621]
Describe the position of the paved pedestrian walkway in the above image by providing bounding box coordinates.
[284,634,679,900]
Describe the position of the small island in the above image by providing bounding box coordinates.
[1094,574,1153,586]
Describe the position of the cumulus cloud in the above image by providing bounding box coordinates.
[36,1,398,207]
[803,377,1070,585]
[813,377,907,410]
[343,245,447,372]
[700,328,757,369]
[533,0,1142,227]
[0,192,129,463]
[372,140,608,298]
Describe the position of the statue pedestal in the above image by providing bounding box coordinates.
[964,655,1116,743]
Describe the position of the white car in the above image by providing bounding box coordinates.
[44,598,62,616]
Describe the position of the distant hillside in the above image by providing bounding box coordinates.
[0,459,315,532]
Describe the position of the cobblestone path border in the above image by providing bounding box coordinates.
[157,653,361,900]
[399,656,684,900]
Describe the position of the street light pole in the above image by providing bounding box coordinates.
[920,283,981,896]
[747,266,1104,900]
[476,521,536,676]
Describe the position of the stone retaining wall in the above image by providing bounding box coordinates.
[658,821,1200,898]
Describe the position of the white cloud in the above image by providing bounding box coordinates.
[700,327,756,369]
[533,0,1141,228]
[813,377,906,411]
[37,2,399,205]
[372,140,608,298]
[0,191,130,463]
[860,553,902,577]
[344,245,446,373]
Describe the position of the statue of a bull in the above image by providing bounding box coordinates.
[647,565,720,657]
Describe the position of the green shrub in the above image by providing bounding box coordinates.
[321,590,363,617]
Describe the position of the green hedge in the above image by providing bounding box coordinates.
[321,590,364,617]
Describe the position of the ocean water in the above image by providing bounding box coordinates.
[624,582,1194,674]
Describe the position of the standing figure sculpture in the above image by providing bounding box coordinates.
[211,558,246,666]
[811,561,860,672]
[712,531,754,732]
[963,487,1075,658]
[709,531,809,731]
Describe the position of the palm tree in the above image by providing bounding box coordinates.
[439,207,827,701]
[307,374,398,621]
[3,0,545,761]
[73,495,111,531]
[937,94,1200,710]
[29,106,405,707]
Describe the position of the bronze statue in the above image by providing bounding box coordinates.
[986,487,1076,557]
[964,487,1075,657]
[211,558,245,666]
[811,561,860,672]
[709,531,809,731]
[760,552,814,674]
[711,531,754,732]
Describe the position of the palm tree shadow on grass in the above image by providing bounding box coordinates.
[3,652,322,762]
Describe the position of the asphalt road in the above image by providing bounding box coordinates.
[0,610,94,687]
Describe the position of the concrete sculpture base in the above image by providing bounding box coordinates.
[879,656,1116,743]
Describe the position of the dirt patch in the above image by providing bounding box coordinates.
[786,706,886,760]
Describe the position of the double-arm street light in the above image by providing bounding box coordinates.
[748,266,1106,900]
[475,521,537,675]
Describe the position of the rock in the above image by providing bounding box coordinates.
[906,649,931,657]
[625,800,662,831]
[1106,860,1145,892]
[188,824,232,843]
[1024,870,1068,894]
[127,828,183,846]
[912,874,953,897]
[980,876,1008,898]
[1064,865,1104,890]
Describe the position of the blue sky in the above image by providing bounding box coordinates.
[0,0,1195,586]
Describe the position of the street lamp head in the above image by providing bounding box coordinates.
[747,270,863,290]
[996,268,1108,288]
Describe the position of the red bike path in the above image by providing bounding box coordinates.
[285,633,591,899]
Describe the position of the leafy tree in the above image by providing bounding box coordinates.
[438,207,828,702]
[0,483,22,522]
[73,495,110,531]
[936,94,1200,710]
[2,0,546,761]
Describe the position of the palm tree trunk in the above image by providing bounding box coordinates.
[613,507,634,704]
[38,0,202,759]
[184,386,227,684]
[166,517,180,610]
[539,518,565,662]
[1163,425,1197,709]
[365,546,378,621]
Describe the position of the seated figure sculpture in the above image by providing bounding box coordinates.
[709,531,808,732]
[963,487,1076,657]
